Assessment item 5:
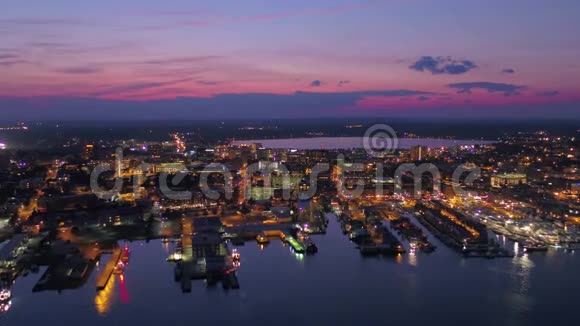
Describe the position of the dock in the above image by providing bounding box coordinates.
[390,216,436,253]
[96,247,121,291]
[416,203,513,258]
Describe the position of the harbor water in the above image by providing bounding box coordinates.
[2,213,579,326]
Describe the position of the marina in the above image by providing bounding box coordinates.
[0,0,578,324]
[415,202,513,258]
[390,216,436,253]
[0,212,579,325]
[338,212,405,256]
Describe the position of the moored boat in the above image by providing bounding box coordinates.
[523,242,548,252]
[0,288,11,302]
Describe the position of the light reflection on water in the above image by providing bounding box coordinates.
[513,253,535,293]
[502,252,536,325]
[408,249,418,267]
[396,253,403,264]
[94,272,115,316]
[2,213,579,326]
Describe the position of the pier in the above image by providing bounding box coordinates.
[416,203,512,258]
[96,247,121,291]
[390,216,436,253]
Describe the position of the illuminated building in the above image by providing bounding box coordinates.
[257,147,274,160]
[113,150,123,178]
[572,182,580,195]
[153,162,187,173]
[147,143,164,157]
[83,144,94,160]
[249,187,276,200]
[491,173,527,188]
[410,145,428,161]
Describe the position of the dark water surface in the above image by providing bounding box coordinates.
[3,214,579,326]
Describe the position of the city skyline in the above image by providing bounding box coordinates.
[1,3,579,323]
[1,0,580,119]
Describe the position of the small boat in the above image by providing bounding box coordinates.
[231,249,241,262]
[348,228,371,242]
[224,272,240,289]
[564,243,580,251]
[359,242,380,256]
[256,233,270,244]
[305,241,318,254]
[0,289,10,302]
[166,252,183,262]
[523,242,548,252]
[0,300,11,313]
[120,246,130,263]
[421,244,436,253]
[113,261,126,274]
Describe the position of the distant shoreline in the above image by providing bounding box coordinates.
[232,137,497,150]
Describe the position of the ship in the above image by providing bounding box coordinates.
[121,245,131,263]
[0,300,10,313]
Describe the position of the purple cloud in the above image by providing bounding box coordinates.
[536,90,560,97]
[90,78,193,96]
[57,66,102,74]
[410,56,477,75]
[448,82,526,96]
[197,80,222,86]
[0,54,19,60]
[140,56,219,65]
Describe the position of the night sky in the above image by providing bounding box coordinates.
[1,0,579,120]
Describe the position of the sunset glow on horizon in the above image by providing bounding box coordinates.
[1,0,580,119]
